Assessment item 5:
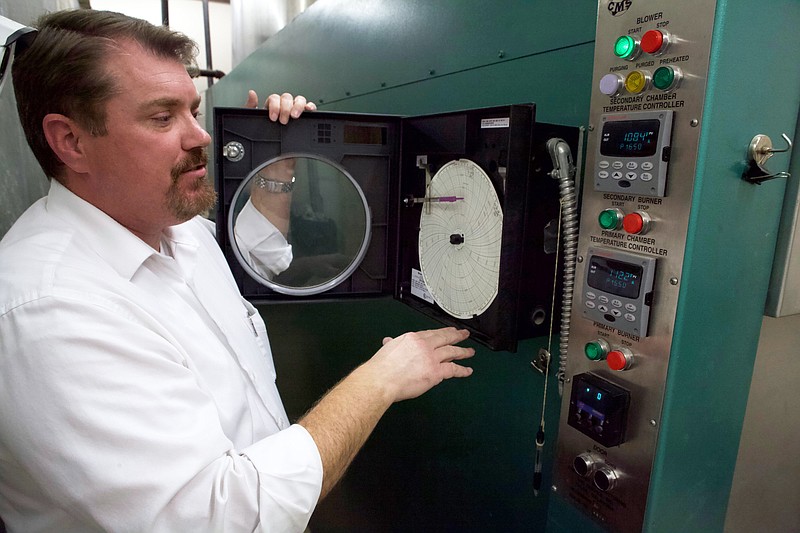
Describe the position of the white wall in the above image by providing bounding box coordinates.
[91,0,232,99]
[725,314,800,533]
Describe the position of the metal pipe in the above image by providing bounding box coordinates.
[161,0,169,27]
[201,0,213,87]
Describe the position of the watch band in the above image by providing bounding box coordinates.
[255,175,295,193]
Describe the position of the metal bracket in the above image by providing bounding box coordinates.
[530,348,551,375]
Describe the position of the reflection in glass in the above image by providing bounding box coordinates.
[228,154,371,296]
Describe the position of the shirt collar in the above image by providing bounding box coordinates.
[45,180,200,281]
[161,224,201,282]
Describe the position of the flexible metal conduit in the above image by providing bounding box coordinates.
[546,138,579,395]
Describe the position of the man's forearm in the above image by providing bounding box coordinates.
[297,363,393,499]
[297,328,474,499]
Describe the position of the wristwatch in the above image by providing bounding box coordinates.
[255,175,295,193]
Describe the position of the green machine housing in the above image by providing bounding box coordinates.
[207,1,800,531]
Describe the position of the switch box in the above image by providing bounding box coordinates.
[567,373,631,448]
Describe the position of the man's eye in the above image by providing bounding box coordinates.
[153,115,172,124]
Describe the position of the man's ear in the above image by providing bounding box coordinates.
[42,114,90,174]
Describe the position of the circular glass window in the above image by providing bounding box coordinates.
[228,153,371,296]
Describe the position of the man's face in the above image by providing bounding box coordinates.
[77,40,215,238]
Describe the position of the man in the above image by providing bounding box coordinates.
[0,9,474,533]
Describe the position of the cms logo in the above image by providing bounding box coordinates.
[608,0,633,16]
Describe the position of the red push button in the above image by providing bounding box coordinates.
[607,349,633,371]
[641,30,667,55]
[623,213,644,234]
[623,211,651,234]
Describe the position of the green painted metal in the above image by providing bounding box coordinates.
[209,2,597,531]
[261,299,560,531]
[208,0,597,125]
[208,0,800,530]
[644,1,800,531]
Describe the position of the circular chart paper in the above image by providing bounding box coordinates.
[418,159,503,319]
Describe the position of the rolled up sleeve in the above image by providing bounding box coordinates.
[242,425,323,531]
[233,200,293,278]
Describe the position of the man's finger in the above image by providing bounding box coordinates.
[266,93,281,121]
[244,89,258,108]
[279,92,294,124]
[437,344,475,363]
[442,362,474,380]
[291,96,307,119]
[426,327,470,347]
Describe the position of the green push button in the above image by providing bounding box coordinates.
[653,66,676,91]
[598,208,622,230]
[613,35,637,60]
[584,341,607,361]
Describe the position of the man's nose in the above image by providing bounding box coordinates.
[183,116,212,150]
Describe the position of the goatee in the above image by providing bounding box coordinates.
[167,147,217,221]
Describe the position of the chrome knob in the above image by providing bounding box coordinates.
[593,465,619,492]
[573,452,599,478]
[223,141,245,162]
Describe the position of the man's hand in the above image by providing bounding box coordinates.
[241,89,314,238]
[244,90,317,124]
[368,327,475,402]
[298,327,474,498]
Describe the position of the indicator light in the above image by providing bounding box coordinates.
[613,35,639,60]
[584,339,610,361]
[624,70,650,94]
[641,30,670,55]
[653,66,682,91]
[623,211,652,234]
[607,349,634,371]
[598,208,624,230]
[599,73,624,96]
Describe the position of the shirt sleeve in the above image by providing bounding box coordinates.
[0,292,322,533]
[233,200,293,278]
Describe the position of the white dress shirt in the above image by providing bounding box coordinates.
[234,199,293,279]
[0,180,322,533]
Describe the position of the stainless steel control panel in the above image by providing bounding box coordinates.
[553,1,718,532]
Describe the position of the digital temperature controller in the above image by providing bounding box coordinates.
[582,247,657,337]
[587,256,644,300]
[593,110,673,197]
[600,119,660,158]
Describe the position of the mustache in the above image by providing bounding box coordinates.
[172,148,209,180]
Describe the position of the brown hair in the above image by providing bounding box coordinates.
[12,9,198,179]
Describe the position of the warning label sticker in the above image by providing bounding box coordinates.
[480,117,510,129]
[410,268,435,304]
